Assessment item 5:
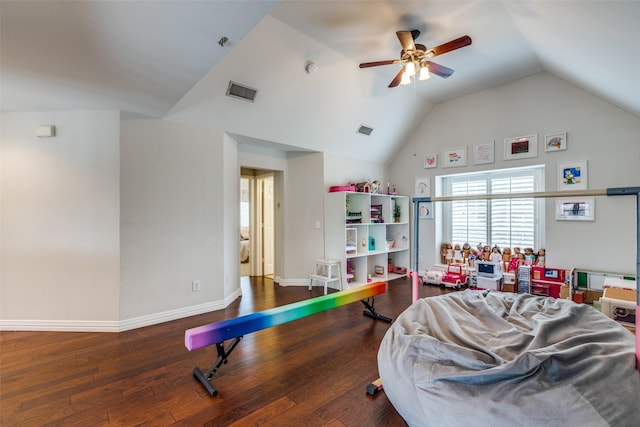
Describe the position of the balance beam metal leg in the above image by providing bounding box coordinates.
[361,298,392,323]
[193,336,243,396]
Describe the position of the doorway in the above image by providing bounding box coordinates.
[240,169,275,278]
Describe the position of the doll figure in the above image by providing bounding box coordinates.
[524,247,535,266]
[462,243,471,264]
[445,243,454,264]
[502,247,512,271]
[482,245,492,261]
[468,249,476,267]
[516,253,526,268]
[536,248,546,267]
[440,243,449,264]
[489,245,502,265]
[508,253,519,272]
[513,247,521,259]
[453,244,463,263]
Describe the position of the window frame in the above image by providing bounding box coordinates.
[437,165,545,250]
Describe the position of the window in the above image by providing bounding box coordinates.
[439,165,544,250]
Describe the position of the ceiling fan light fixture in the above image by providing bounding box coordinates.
[400,71,412,85]
[405,61,416,77]
[419,64,431,81]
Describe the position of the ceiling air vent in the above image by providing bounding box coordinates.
[226,81,257,102]
[357,125,374,136]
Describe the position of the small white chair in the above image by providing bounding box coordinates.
[309,259,341,295]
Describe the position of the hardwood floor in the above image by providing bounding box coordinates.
[1,277,454,426]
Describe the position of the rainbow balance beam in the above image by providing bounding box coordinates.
[185,281,388,396]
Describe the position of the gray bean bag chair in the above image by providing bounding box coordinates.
[378,290,640,426]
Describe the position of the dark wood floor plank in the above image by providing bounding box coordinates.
[1,277,453,426]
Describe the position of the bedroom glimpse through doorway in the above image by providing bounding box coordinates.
[240,169,275,279]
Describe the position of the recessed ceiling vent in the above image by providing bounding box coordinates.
[357,125,374,136]
[226,81,257,102]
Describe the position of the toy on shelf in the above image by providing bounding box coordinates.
[536,248,546,267]
[462,243,471,263]
[476,261,503,291]
[441,263,469,289]
[481,245,492,261]
[453,244,463,263]
[513,247,521,259]
[507,254,519,272]
[524,247,535,265]
[440,243,449,264]
[600,278,637,328]
[489,246,502,265]
[502,247,512,271]
[468,249,476,267]
[423,265,446,285]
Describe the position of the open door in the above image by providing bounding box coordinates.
[257,173,275,277]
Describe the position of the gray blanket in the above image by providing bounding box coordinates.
[378,290,640,426]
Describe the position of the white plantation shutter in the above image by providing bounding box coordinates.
[442,166,544,249]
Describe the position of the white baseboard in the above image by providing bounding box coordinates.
[0,319,121,333]
[0,288,243,333]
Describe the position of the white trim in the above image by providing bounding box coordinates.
[0,289,243,333]
[0,319,121,333]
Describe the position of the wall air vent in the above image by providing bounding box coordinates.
[357,125,374,136]
[226,81,257,102]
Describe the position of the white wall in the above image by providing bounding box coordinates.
[390,72,640,275]
[323,152,386,190]
[1,111,120,328]
[120,118,227,324]
[283,152,326,281]
[222,133,240,300]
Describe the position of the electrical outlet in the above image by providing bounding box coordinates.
[192,280,201,291]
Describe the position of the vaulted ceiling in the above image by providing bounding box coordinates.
[2,1,639,163]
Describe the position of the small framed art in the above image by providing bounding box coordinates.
[503,134,537,160]
[558,160,588,191]
[545,132,567,152]
[442,147,467,168]
[414,178,430,197]
[555,197,595,221]
[473,141,495,165]
[419,202,433,219]
[424,154,437,169]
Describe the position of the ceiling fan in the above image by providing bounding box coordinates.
[359,30,472,88]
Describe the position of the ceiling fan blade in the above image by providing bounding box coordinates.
[359,59,399,68]
[388,69,404,88]
[427,35,472,58]
[426,61,455,79]
[396,31,415,52]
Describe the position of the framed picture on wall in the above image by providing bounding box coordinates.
[424,154,437,169]
[419,202,433,219]
[442,147,467,168]
[555,197,595,221]
[557,160,588,190]
[473,141,495,165]
[545,132,567,152]
[415,178,430,197]
[503,134,538,160]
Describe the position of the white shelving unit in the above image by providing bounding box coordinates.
[324,191,410,289]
